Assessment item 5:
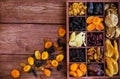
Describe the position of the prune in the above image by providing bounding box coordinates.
[29,68,38,77]
[44,46,55,54]
[69,48,86,62]
[69,17,86,31]
[34,60,42,67]
[49,55,55,60]
[57,65,63,71]
[87,2,94,14]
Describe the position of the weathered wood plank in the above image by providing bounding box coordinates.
[0,55,67,79]
[0,24,65,54]
[0,0,66,23]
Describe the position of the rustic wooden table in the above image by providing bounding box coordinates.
[0,0,120,79]
[0,0,66,79]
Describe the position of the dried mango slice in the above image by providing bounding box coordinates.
[105,57,114,75]
[105,39,114,57]
[110,58,118,75]
[112,40,119,61]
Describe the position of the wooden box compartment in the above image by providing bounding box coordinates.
[66,0,120,79]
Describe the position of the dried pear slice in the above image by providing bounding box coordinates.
[105,57,114,75]
[105,68,113,77]
[105,13,118,28]
[105,39,114,57]
[69,32,76,42]
[110,58,118,75]
[69,41,77,47]
[112,40,119,61]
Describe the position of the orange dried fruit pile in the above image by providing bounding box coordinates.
[86,16,104,31]
[69,63,87,77]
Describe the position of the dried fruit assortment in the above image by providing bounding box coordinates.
[67,1,119,79]
[10,27,66,78]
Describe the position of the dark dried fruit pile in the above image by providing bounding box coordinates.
[87,32,103,46]
[87,2,103,15]
[69,48,86,62]
[69,17,86,31]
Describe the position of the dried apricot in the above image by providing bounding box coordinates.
[96,23,104,31]
[70,63,78,71]
[87,24,96,31]
[86,16,94,24]
[58,27,66,37]
[43,69,51,77]
[51,60,59,67]
[79,63,87,75]
[56,54,64,62]
[28,57,34,65]
[45,41,52,49]
[42,51,49,60]
[23,65,31,72]
[35,50,41,60]
[93,16,101,25]
[76,69,83,77]
[69,71,77,77]
[11,69,20,78]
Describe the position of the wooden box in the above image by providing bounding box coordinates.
[66,0,120,79]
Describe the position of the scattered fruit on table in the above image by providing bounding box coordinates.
[69,48,86,62]
[58,27,66,37]
[87,3,103,15]
[28,57,34,65]
[88,64,104,76]
[86,16,104,31]
[10,27,66,78]
[69,63,87,77]
[68,2,87,16]
[69,32,86,47]
[87,47,104,62]
[11,69,20,78]
[105,39,119,77]
[69,17,86,31]
[87,32,103,46]
[105,3,120,38]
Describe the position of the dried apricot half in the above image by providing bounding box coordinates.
[11,69,20,78]
[56,54,64,62]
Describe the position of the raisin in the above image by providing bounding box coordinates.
[35,60,42,67]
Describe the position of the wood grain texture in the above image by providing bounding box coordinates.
[0,0,66,23]
[0,24,65,54]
